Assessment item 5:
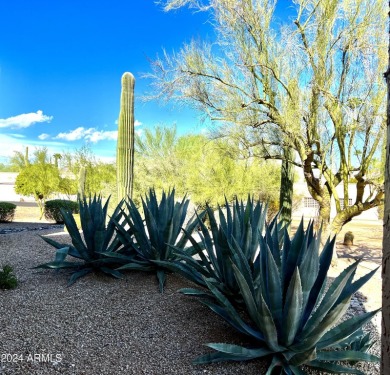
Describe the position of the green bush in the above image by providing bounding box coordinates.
[0,265,18,289]
[44,199,79,223]
[185,219,380,374]
[0,202,16,222]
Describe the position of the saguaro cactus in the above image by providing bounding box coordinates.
[116,72,135,202]
[24,146,29,167]
[78,166,86,200]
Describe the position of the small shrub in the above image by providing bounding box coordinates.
[44,199,79,223]
[0,202,16,222]
[0,265,18,289]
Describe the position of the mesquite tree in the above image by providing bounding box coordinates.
[116,72,135,202]
[152,0,386,235]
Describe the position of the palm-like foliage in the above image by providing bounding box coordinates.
[36,195,125,285]
[159,196,270,304]
[192,220,380,374]
[113,188,201,292]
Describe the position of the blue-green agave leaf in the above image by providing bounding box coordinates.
[200,299,264,341]
[334,266,379,308]
[67,267,93,286]
[100,267,123,279]
[288,347,316,366]
[263,247,283,332]
[293,296,351,351]
[301,236,335,325]
[179,288,213,299]
[282,268,303,346]
[40,235,67,250]
[60,207,90,260]
[308,360,364,374]
[117,263,155,271]
[157,269,166,292]
[193,351,255,364]
[34,261,84,269]
[315,350,379,362]
[298,237,319,312]
[317,309,380,349]
[300,264,357,339]
[206,343,272,359]
[233,264,280,352]
[202,278,265,341]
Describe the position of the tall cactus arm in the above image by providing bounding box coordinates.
[116,72,135,202]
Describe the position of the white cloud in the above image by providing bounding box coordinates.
[54,127,117,143]
[54,127,88,141]
[38,133,50,140]
[9,133,26,139]
[86,130,118,143]
[0,110,53,129]
[55,124,142,143]
[0,134,66,161]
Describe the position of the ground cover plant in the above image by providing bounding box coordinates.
[36,195,125,285]
[186,219,380,374]
[0,202,16,222]
[0,264,18,289]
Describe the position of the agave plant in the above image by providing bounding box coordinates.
[36,195,125,285]
[157,196,270,304]
[192,220,380,374]
[112,188,201,292]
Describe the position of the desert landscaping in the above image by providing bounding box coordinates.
[0,200,383,375]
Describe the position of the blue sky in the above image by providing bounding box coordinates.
[0,0,292,163]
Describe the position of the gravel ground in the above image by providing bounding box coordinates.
[0,225,381,375]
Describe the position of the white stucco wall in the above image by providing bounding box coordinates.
[292,170,381,221]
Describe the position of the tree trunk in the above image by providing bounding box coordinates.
[317,192,332,231]
[24,146,29,167]
[382,4,390,373]
[331,204,366,235]
[279,147,294,229]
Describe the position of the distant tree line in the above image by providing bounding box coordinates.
[7,127,282,217]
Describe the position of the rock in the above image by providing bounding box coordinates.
[343,231,354,246]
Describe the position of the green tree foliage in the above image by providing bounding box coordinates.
[134,125,180,196]
[12,147,67,218]
[9,150,27,171]
[12,145,114,215]
[62,145,117,200]
[0,163,18,172]
[15,163,61,219]
[153,0,386,234]
[134,126,281,211]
